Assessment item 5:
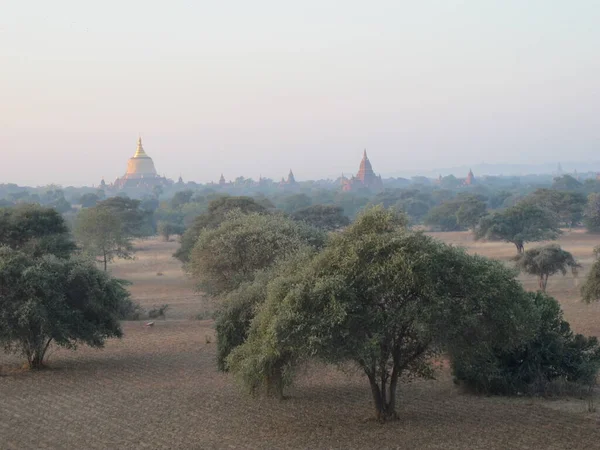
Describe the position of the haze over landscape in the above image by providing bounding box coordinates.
[2,1,600,186]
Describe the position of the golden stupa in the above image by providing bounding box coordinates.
[106,136,172,190]
[125,136,158,179]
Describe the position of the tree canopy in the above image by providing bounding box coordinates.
[174,196,270,263]
[474,203,561,253]
[188,211,325,296]
[0,248,132,368]
[96,197,154,237]
[0,204,76,258]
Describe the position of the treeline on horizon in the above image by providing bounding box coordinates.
[2,172,600,235]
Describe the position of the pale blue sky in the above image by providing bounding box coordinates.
[1,1,599,186]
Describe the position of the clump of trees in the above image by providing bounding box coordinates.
[204,207,600,421]
[514,244,580,292]
[425,194,487,231]
[0,205,134,369]
[474,203,561,253]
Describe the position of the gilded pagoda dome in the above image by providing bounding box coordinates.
[125,137,158,179]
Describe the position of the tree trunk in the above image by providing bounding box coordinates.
[366,370,398,422]
[26,338,52,370]
[539,274,549,292]
[103,250,107,271]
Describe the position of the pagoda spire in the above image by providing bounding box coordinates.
[133,135,149,158]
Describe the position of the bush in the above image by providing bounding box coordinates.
[451,292,600,394]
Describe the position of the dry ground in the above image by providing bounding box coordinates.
[2,234,600,449]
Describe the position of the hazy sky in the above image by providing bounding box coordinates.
[2,1,599,186]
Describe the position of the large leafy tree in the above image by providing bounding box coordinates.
[291,204,350,231]
[514,244,580,292]
[0,204,76,258]
[74,207,133,271]
[474,203,561,253]
[174,196,269,263]
[188,212,325,296]
[0,248,132,369]
[227,207,535,421]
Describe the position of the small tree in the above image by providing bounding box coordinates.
[514,244,580,292]
[157,221,185,242]
[74,207,133,271]
[474,203,561,253]
[0,248,132,369]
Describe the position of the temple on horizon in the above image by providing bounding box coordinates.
[341,150,383,192]
[103,137,172,190]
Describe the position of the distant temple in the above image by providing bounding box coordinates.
[279,169,297,187]
[105,137,171,190]
[463,169,475,186]
[341,150,383,192]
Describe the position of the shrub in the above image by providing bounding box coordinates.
[451,292,600,394]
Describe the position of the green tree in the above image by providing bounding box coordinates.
[523,189,586,228]
[581,255,600,303]
[74,207,134,271]
[474,203,561,253]
[425,195,486,231]
[96,197,153,237]
[227,207,537,420]
[0,248,132,369]
[552,174,582,191]
[584,193,600,232]
[174,196,268,263]
[291,204,350,231]
[514,244,580,292]
[0,204,76,258]
[455,196,487,229]
[78,193,100,208]
[171,190,194,209]
[188,212,325,296]
[157,221,185,242]
[452,292,600,394]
